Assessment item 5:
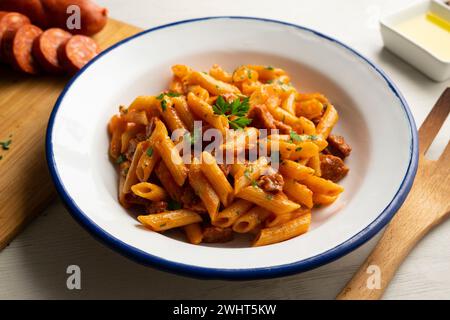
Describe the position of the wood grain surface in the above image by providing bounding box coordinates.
[337,89,450,299]
[0,19,141,250]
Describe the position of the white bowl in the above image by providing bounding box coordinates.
[46,17,418,279]
[380,0,450,82]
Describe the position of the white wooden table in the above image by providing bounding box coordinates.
[1,0,449,300]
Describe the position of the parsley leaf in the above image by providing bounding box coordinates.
[0,139,12,150]
[167,199,182,210]
[161,99,167,111]
[189,126,201,145]
[213,96,252,129]
[290,131,303,142]
[289,131,319,143]
[265,66,274,70]
[116,154,126,164]
[146,147,153,157]
[157,92,180,100]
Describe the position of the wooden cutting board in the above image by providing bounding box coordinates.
[0,19,142,250]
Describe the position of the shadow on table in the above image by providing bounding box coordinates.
[12,200,377,300]
[375,47,438,88]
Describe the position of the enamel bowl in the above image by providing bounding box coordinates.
[46,17,418,279]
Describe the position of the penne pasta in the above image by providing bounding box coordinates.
[183,223,203,244]
[138,210,202,232]
[233,207,271,233]
[154,134,188,186]
[189,159,220,220]
[236,186,300,214]
[313,193,339,206]
[122,141,147,194]
[209,64,232,83]
[212,199,254,228]
[154,161,183,202]
[253,212,311,247]
[201,151,234,206]
[188,71,241,95]
[172,96,195,131]
[131,182,168,201]
[279,160,315,180]
[297,174,344,196]
[108,63,350,246]
[187,92,229,135]
[283,178,314,208]
[316,104,338,139]
[234,156,269,194]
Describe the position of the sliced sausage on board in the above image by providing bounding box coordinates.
[32,28,72,73]
[58,35,99,74]
[0,12,30,60]
[2,24,43,74]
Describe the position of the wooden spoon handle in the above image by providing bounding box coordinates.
[336,199,431,300]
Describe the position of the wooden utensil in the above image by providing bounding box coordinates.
[0,19,141,250]
[337,88,450,300]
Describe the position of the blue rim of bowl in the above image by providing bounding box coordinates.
[46,16,419,280]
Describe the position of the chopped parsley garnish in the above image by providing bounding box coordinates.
[116,154,126,164]
[265,66,274,70]
[212,96,252,129]
[247,69,252,79]
[289,131,319,143]
[295,147,303,152]
[159,223,167,227]
[0,139,12,150]
[146,147,154,157]
[161,99,167,111]
[251,180,258,188]
[157,92,180,100]
[290,131,303,142]
[244,169,251,180]
[189,126,201,145]
[265,194,274,200]
[167,199,182,210]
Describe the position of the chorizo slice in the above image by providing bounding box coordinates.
[58,35,99,74]
[0,0,47,28]
[326,134,352,159]
[320,154,349,182]
[202,226,234,243]
[2,24,43,74]
[0,12,30,61]
[32,28,72,73]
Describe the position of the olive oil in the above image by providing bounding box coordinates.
[395,12,450,61]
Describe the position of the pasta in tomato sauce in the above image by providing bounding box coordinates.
[107,64,351,247]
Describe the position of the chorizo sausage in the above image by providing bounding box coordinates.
[0,0,108,35]
[32,27,71,73]
[2,24,42,74]
[0,1,46,26]
[57,34,99,74]
[0,11,30,60]
[41,0,108,36]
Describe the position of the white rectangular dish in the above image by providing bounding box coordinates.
[380,0,450,82]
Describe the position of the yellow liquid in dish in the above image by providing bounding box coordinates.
[395,12,450,61]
